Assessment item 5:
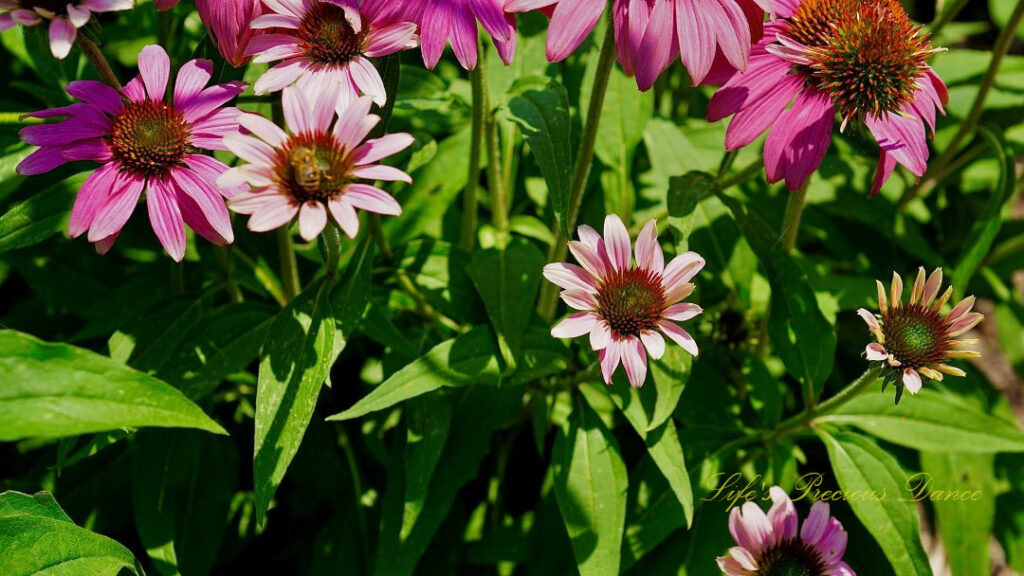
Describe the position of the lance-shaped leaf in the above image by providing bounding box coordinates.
[0,172,85,253]
[253,279,335,524]
[0,491,143,576]
[0,330,227,441]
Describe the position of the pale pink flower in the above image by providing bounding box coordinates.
[707,0,948,194]
[16,45,246,260]
[391,0,516,70]
[245,0,418,107]
[0,0,133,59]
[543,215,704,388]
[221,85,413,241]
[505,0,768,88]
[717,486,855,576]
[858,267,982,402]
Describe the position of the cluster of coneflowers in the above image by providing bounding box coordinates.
[8,0,982,572]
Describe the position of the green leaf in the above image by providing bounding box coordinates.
[326,239,375,381]
[0,172,86,253]
[718,193,836,403]
[0,491,143,576]
[820,388,1024,453]
[818,429,932,576]
[919,452,995,576]
[467,237,546,362]
[648,344,692,431]
[132,429,237,576]
[253,279,335,525]
[109,294,214,374]
[0,330,227,441]
[554,397,629,576]
[952,125,1016,294]
[402,392,454,540]
[326,326,502,421]
[506,81,573,238]
[163,303,276,400]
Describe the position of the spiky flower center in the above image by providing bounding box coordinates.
[273,132,352,203]
[596,267,666,338]
[755,539,829,576]
[109,100,190,177]
[784,0,934,121]
[299,2,366,67]
[880,303,951,369]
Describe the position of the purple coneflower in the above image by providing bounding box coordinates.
[505,0,769,88]
[858,267,982,400]
[396,0,517,70]
[707,0,948,194]
[717,486,855,576]
[221,85,413,241]
[17,45,246,260]
[245,0,418,107]
[543,215,704,388]
[0,0,133,59]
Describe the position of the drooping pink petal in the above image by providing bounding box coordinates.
[763,87,835,191]
[147,177,188,261]
[68,162,120,237]
[48,17,77,59]
[87,171,145,242]
[552,311,601,338]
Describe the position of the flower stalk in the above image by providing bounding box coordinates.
[780,181,809,252]
[77,35,121,90]
[773,366,883,440]
[460,43,487,251]
[277,228,301,303]
[901,0,1024,209]
[539,21,617,319]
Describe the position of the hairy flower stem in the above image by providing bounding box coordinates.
[215,245,244,303]
[77,35,122,90]
[773,366,883,440]
[538,22,617,320]
[277,228,301,303]
[901,0,1024,209]
[320,223,344,281]
[930,0,970,38]
[461,48,486,251]
[780,182,809,252]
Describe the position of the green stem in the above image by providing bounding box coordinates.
[214,245,243,303]
[369,214,393,261]
[780,182,809,252]
[717,158,764,190]
[773,366,883,440]
[277,228,301,302]
[538,22,617,320]
[320,223,344,281]
[77,35,121,90]
[930,0,970,37]
[461,53,486,251]
[482,65,509,244]
[900,0,1024,209]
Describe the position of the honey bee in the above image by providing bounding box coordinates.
[290,146,323,191]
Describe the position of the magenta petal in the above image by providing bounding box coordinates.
[633,0,676,91]
[66,80,124,115]
[621,337,648,388]
[169,167,235,243]
[69,162,120,237]
[173,59,214,110]
[546,0,606,62]
[724,72,802,150]
[48,17,77,59]
[138,45,171,101]
[87,171,145,242]
[344,183,402,216]
[147,177,187,261]
[763,87,834,191]
[865,110,928,177]
[870,148,897,198]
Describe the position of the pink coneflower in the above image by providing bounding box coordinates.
[717,486,855,576]
[707,0,948,194]
[858,267,982,402]
[396,0,516,70]
[0,0,133,59]
[221,86,413,241]
[245,0,418,107]
[543,215,704,388]
[505,0,768,88]
[17,45,246,260]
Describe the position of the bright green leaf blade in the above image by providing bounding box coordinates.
[555,397,629,576]
[132,429,237,576]
[0,330,227,441]
[507,81,573,238]
[466,238,546,359]
[0,491,143,576]
[253,279,335,524]
[648,345,692,431]
[0,172,85,253]
[919,451,995,576]
[952,125,1015,294]
[327,326,502,421]
[401,392,454,541]
[719,193,836,403]
[818,429,932,576]
[820,388,1024,453]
